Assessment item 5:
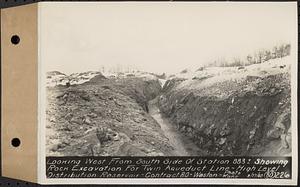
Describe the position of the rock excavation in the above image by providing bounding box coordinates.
[158,56,292,156]
[46,54,292,157]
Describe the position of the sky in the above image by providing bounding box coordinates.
[40,2,297,75]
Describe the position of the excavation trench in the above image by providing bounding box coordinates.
[149,98,202,156]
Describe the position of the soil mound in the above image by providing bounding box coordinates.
[46,77,173,156]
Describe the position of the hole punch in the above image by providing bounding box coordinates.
[11,138,21,147]
[11,35,20,45]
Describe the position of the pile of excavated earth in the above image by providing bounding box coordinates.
[46,75,173,156]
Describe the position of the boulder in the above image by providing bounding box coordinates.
[219,137,226,145]
[267,127,283,140]
[88,113,98,118]
[50,117,56,122]
[83,116,91,125]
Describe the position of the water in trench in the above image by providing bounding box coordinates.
[149,98,203,156]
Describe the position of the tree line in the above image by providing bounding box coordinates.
[205,43,291,68]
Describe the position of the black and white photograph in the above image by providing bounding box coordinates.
[38,2,297,184]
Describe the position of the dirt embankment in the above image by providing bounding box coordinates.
[46,76,173,156]
[158,73,291,156]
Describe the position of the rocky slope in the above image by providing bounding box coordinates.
[158,56,292,156]
[46,75,173,156]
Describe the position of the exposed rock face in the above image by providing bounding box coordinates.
[46,77,173,156]
[158,73,291,156]
[109,78,162,113]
